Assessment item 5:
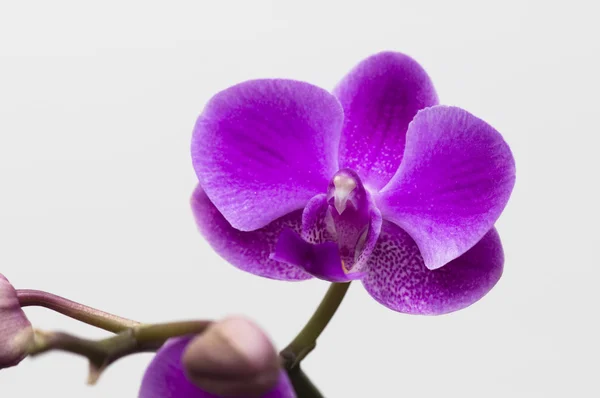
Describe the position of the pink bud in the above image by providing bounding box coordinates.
[139,317,295,398]
[182,317,282,397]
[0,274,33,369]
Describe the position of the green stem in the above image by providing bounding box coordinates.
[287,367,324,398]
[17,289,140,333]
[281,282,350,369]
[131,320,211,344]
[29,320,211,384]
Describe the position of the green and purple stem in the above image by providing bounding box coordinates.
[17,289,140,333]
[16,282,350,397]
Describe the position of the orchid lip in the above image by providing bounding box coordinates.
[271,168,378,281]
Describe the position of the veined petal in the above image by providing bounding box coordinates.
[362,222,504,315]
[272,228,361,282]
[192,186,311,281]
[378,106,515,270]
[192,79,344,231]
[333,52,438,190]
[139,337,295,398]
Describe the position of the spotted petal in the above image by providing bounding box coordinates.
[333,51,439,190]
[192,79,344,231]
[377,106,515,270]
[139,337,296,398]
[192,186,311,281]
[272,191,381,282]
[272,228,354,282]
[362,222,504,315]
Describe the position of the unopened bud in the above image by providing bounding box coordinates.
[139,316,295,397]
[182,317,282,397]
[0,274,33,369]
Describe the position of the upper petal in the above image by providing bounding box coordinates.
[191,186,311,281]
[139,336,296,398]
[362,222,504,315]
[192,79,344,231]
[378,106,515,270]
[333,52,439,190]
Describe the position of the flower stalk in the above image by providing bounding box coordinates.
[287,366,325,398]
[281,282,350,369]
[277,282,350,398]
[28,320,211,384]
[17,289,140,333]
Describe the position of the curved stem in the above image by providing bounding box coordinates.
[17,289,140,333]
[29,320,211,384]
[281,282,350,369]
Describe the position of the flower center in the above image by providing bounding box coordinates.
[326,169,371,271]
[272,168,381,282]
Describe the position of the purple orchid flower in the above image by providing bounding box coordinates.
[0,274,33,369]
[191,51,515,315]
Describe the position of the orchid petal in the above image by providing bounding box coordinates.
[139,337,295,398]
[301,194,336,245]
[272,228,361,282]
[281,194,361,281]
[192,186,311,281]
[362,222,504,315]
[378,106,515,270]
[353,205,382,273]
[192,79,343,231]
[333,51,438,190]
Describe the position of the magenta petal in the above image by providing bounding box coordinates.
[139,338,209,398]
[139,337,296,398]
[192,79,344,231]
[272,228,362,282]
[353,206,382,273]
[378,106,516,270]
[362,222,504,315]
[280,195,361,282]
[192,186,311,281]
[333,52,439,190]
[301,194,336,245]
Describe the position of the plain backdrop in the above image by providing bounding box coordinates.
[0,1,598,397]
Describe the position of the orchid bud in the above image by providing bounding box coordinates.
[0,274,33,369]
[139,316,295,398]
[182,317,282,397]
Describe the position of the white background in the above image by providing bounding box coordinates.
[1,1,598,397]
